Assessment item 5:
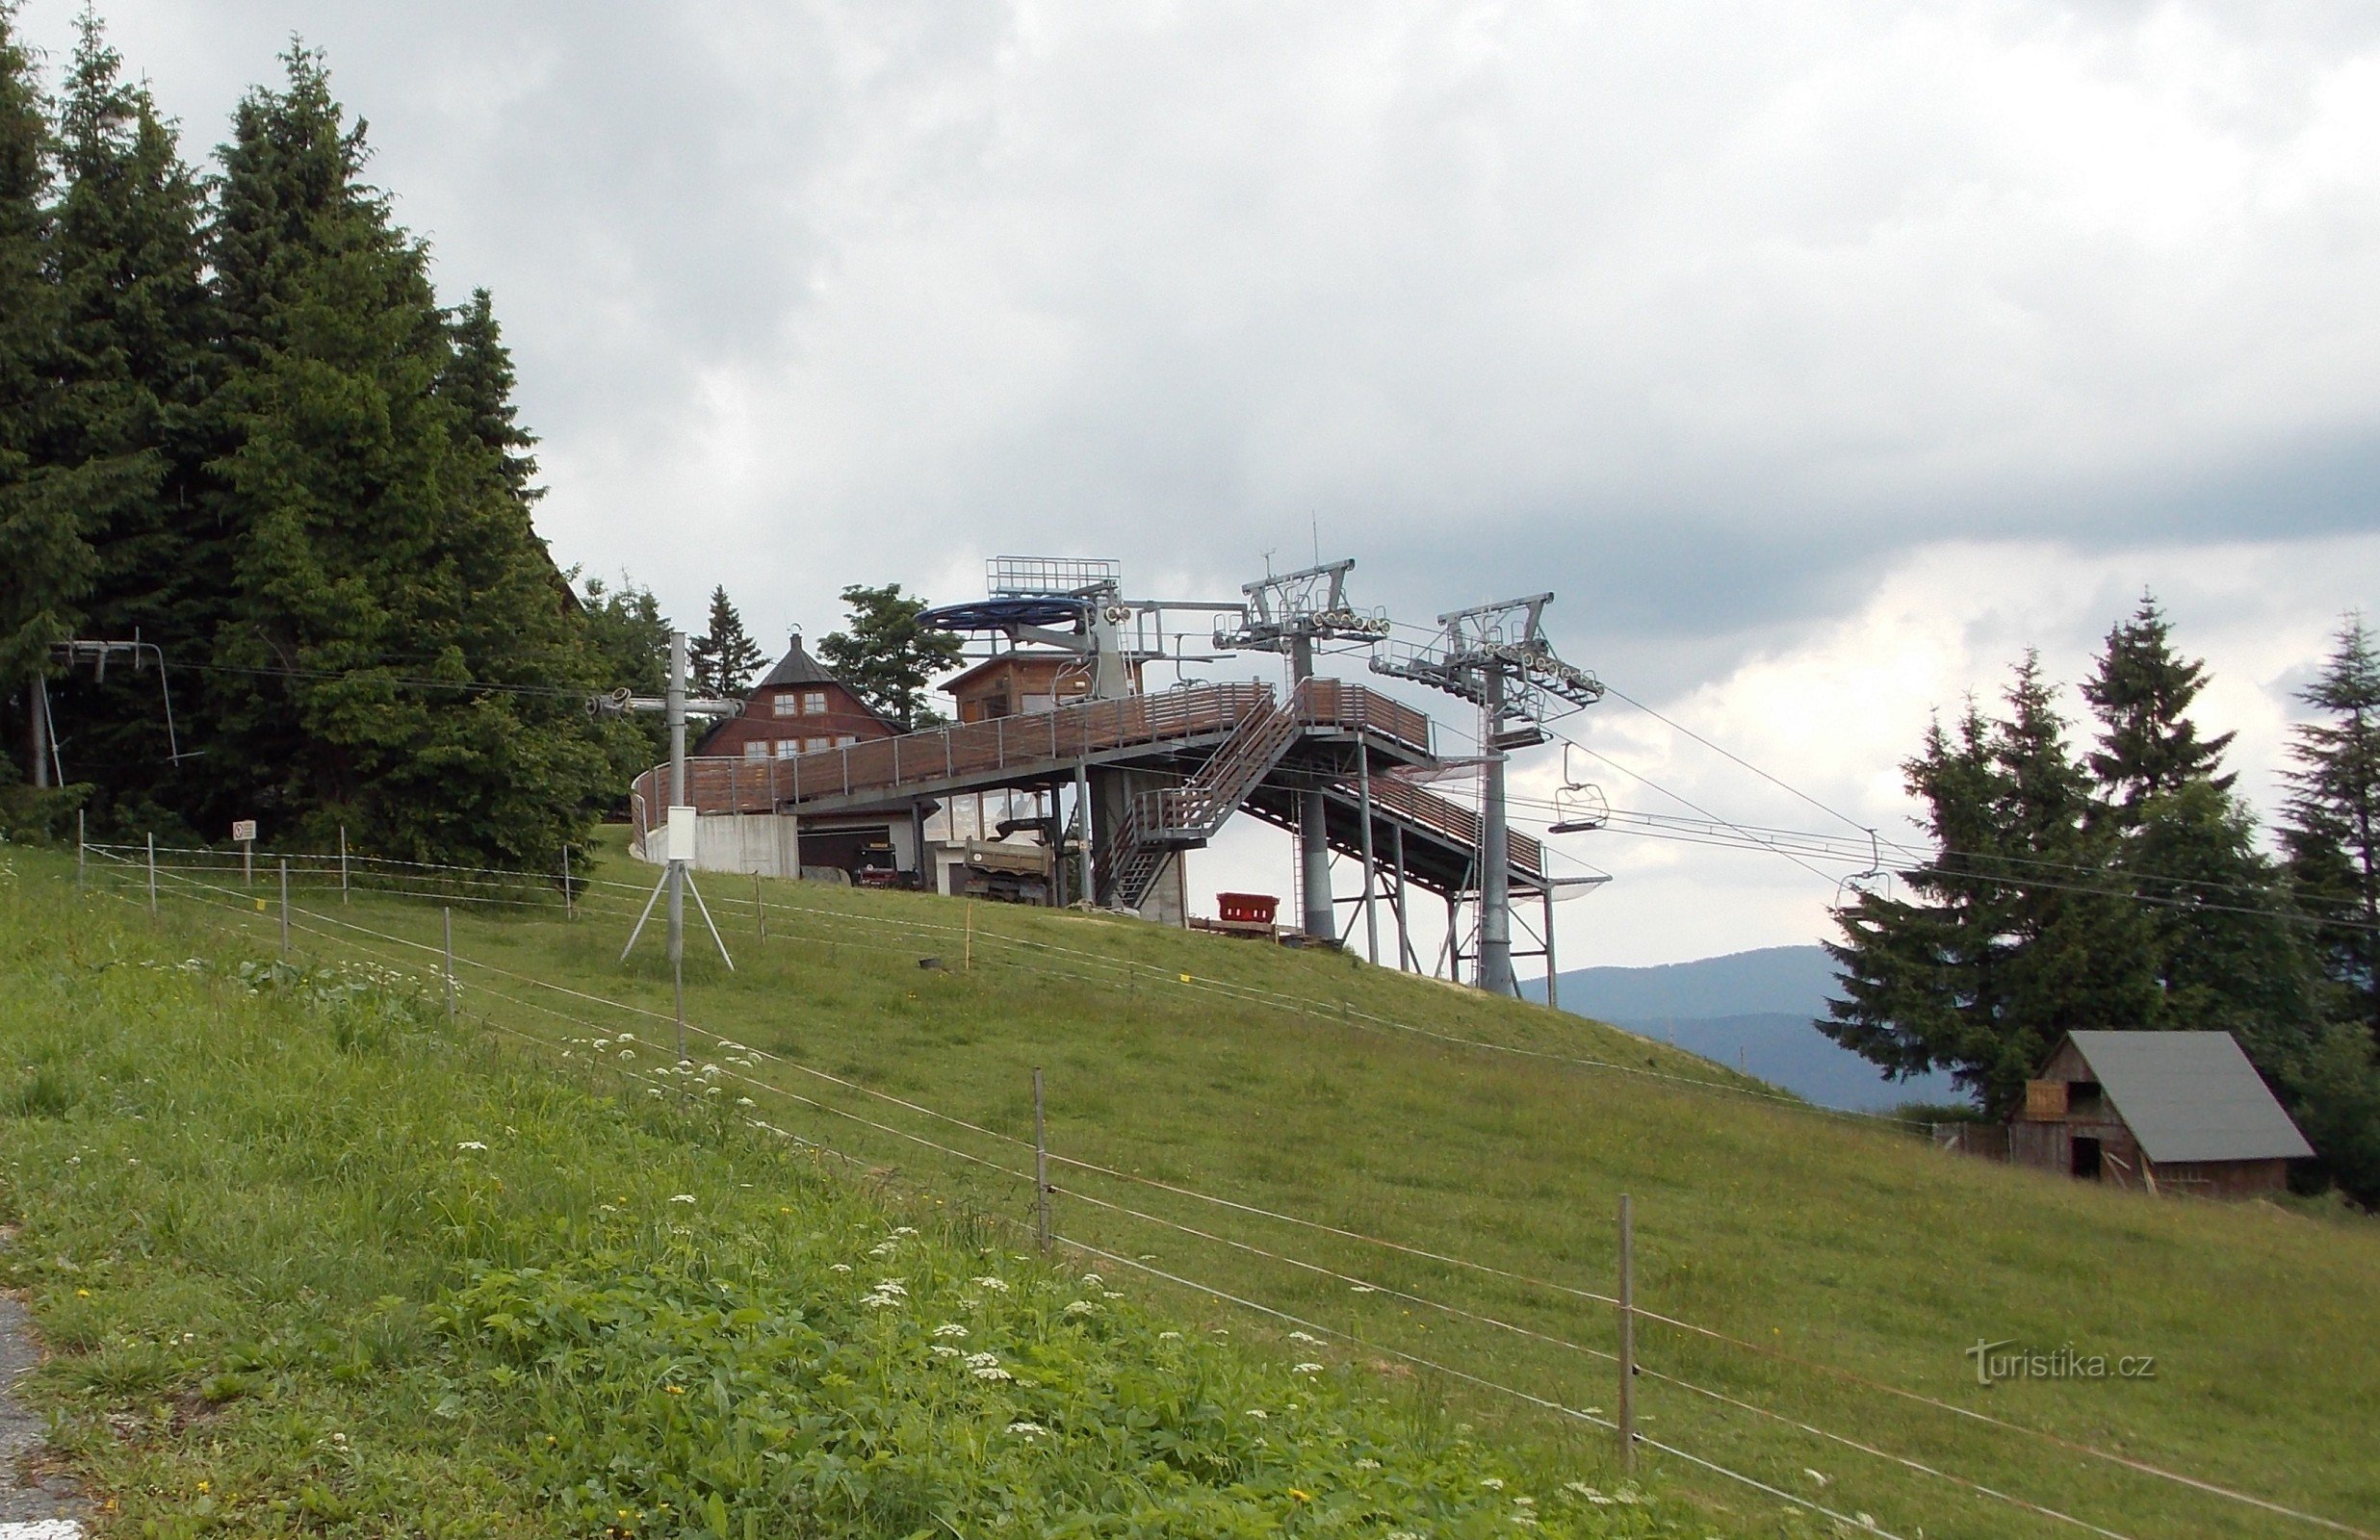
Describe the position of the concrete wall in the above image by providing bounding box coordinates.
[632,812,918,879]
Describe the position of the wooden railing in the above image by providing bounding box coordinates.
[1362,774,1543,879]
[634,679,1437,845]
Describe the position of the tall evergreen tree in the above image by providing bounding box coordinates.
[689,585,764,698]
[1824,655,2160,1116]
[2080,600,2318,1063]
[0,2,86,770]
[197,46,608,866]
[819,582,961,731]
[2081,592,2236,812]
[437,286,537,504]
[2282,618,2380,1045]
[38,10,216,807]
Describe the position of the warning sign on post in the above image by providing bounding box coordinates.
[232,819,257,843]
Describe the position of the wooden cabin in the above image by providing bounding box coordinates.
[944,651,1142,723]
[2010,1031,2312,1197]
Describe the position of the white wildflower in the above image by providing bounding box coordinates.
[1512,1496,1535,1506]
[1481,1477,1505,1491]
[1291,1362,1323,1374]
[872,1279,909,1296]
[1245,1409,1267,1421]
[1063,1300,1100,1317]
[1354,1457,1381,1470]
[861,1295,900,1309]
[829,1263,852,1273]
[1158,1331,1182,1341]
[971,1365,1013,1381]
[868,1242,898,1257]
[932,1323,969,1339]
[1803,1470,1830,1488]
[971,1276,1009,1292]
[1856,1515,1876,1530]
[1078,1272,1102,1287]
[892,1226,918,1236]
[1349,1283,1376,1293]
[964,1352,1000,1369]
[1287,1331,1323,1345]
[1005,1421,1047,1438]
[669,1194,696,1204]
[454,1141,488,1151]
[1101,1290,1124,1299]
[930,1346,961,1358]
[616,1032,634,1042]
[736,1097,755,1107]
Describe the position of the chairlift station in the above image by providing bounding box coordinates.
[631,555,1606,995]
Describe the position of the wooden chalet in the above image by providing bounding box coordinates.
[2010,1031,2313,1197]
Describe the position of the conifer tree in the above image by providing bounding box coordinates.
[0,3,86,745]
[438,287,537,504]
[1824,655,2160,1116]
[689,585,764,698]
[39,11,216,802]
[199,46,608,867]
[2082,593,2236,812]
[2282,619,2380,1044]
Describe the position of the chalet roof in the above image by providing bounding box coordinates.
[2061,1031,2314,1165]
[757,634,841,690]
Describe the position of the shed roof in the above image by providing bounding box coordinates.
[2061,1031,2314,1164]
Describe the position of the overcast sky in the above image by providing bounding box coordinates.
[20,1,2380,966]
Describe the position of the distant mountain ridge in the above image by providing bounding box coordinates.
[1524,945,1967,1113]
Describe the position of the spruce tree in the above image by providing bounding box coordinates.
[438,287,537,504]
[2282,618,2380,1044]
[200,46,608,867]
[2081,599,2317,1060]
[689,585,764,698]
[1824,655,2160,1116]
[2081,593,2235,812]
[0,3,86,755]
[39,10,216,808]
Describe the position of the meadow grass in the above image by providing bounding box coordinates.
[0,846,1715,1539]
[31,832,2380,1539]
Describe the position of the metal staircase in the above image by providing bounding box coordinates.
[1099,681,1307,909]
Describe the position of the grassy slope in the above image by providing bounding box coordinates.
[46,833,2380,1539]
[0,850,1700,1539]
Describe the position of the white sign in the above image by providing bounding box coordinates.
[666,805,697,862]
[231,820,257,843]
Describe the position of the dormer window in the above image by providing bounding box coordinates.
[771,693,799,717]
[803,690,828,714]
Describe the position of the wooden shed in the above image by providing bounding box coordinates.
[2011,1031,2313,1197]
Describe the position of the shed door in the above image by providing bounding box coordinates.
[2071,1136,2103,1180]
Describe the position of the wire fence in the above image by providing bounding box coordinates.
[61,838,2377,1540]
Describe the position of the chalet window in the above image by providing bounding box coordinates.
[807,736,832,753]
[771,694,798,717]
[2068,1080,2105,1116]
[836,734,858,747]
[803,690,828,714]
[743,741,770,760]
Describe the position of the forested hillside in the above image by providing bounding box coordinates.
[0,12,661,865]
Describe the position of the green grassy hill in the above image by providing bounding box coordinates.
[17,833,2380,1539]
